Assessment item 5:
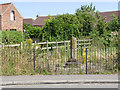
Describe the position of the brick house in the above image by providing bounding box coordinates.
[24,11,120,28]
[23,15,55,28]
[32,15,50,28]
[99,11,120,22]
[0,3,23,31]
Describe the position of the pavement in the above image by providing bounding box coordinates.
[1,74,118,86]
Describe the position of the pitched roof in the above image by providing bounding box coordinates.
[32,16,49,26]
[23,18,35,25]
[0,3,12,15]
[23,11,120,26]
[99,11,120,22]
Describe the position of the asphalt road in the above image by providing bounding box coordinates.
[2,75,118,83]
[1,74,118,88]
[2,83,118,88]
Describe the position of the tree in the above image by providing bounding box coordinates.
[42,3,119,48]
[75,3,99,36]
[43,14,80,41]
[107,15,120,32]
[23,23,42,40]
[42,4,100,41]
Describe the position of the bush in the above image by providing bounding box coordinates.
[23,23,42,40]
[2,31,23,44]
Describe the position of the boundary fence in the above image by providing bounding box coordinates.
[1,37,118,75]
[1,39,92,50]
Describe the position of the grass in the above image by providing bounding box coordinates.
[1,44,118,76]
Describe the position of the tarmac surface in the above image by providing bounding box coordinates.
[0,74,119,88]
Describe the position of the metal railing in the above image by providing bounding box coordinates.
[1,38,118,75]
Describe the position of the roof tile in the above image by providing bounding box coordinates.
[99,11,120,22]
[32,16,49,25]
[0,3,11,15]
[23,11,120,26]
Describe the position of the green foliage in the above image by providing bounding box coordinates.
[75,3,99,36]
[42,3,119,49]
[42,3,102,41]
[23,23,42,40]
[43,14,79,41]
[22,3,119,49]
[79,48,90,63]
[2,31,23,44]
[118,30,120,71]
[26,38,33,50]
[96,18,107,36]
[107,15,120,31]
[89,12,119,48]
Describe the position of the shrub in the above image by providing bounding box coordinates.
[23,23,42,40]
[2,31,23,44]
[81,48,90,63]
[26,38,33,50]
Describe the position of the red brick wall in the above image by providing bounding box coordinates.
[0,15,1,30]
[2,4,23,31]
[33,25,43,28]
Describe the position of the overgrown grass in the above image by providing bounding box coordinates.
[1,44,118,76]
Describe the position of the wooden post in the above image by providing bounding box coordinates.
[84,39,85,48]
[89,39,90,48]
[71,36,77,61]
[2,43,4,49]
[33,45,35,70]
[56,40,58,53]
[42,33,44,41]
[67,42,69,52]
[34,41,36,49]
[64,40,66,52]
[21,42,22,49]
[46,40,48,53]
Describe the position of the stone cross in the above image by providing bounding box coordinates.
[71,36,77,62]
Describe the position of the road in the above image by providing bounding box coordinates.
[1,74,118,88]
[2,83,118,88]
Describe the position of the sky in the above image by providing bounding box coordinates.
[0,1,119,19]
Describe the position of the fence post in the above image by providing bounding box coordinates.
[105,44,107,53]
[21,42,22,49]
[56,40,58,53]
[46,40,48,53]
[42,33,44,41]
[33,41,36,70]
[64,40,66,52]
[84,39,85,48]
[89,39,90,47]
[86,48,88,74]
[67,42,69,52]
[81,45,83,56]
[71,36,77,61]
[2,43,4,49]
[33,46,35,70]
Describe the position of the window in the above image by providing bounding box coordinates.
[10,10,15,21]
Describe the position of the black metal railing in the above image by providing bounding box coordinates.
[1,39,118,75]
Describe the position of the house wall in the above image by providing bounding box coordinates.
[33,25,43,28]
[2,4,23,31]
[0,15,1,30]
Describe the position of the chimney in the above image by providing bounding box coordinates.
[36,14,39,18]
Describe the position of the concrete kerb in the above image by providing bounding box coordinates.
[1,80,119,86]
[1,75,118,86]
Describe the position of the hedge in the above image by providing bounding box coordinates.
[2,31,23,44]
